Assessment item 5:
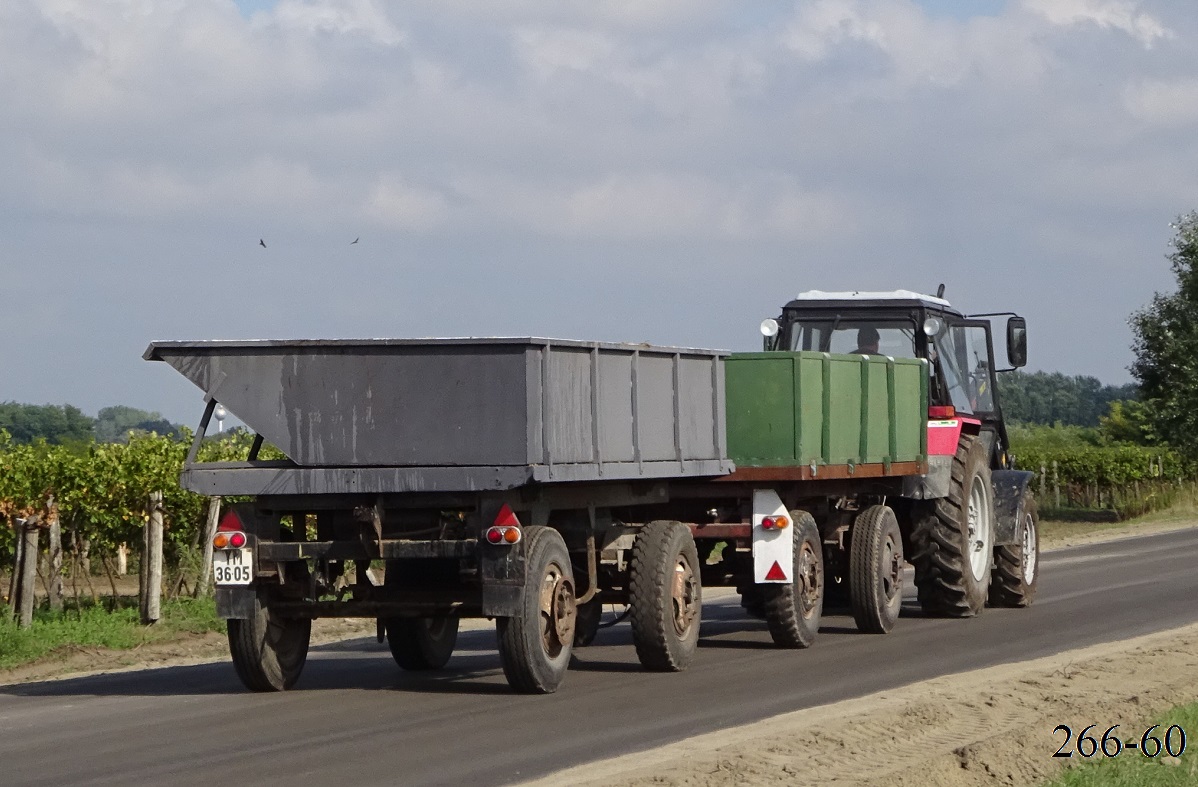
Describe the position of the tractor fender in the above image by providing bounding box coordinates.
[992,469,1035,546]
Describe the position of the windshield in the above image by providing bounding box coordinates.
[786,319,918,359]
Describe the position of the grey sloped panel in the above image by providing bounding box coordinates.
[678,356,718,460]
[635,354,678,462]
[597,352,636,463]
[151,344,531,466]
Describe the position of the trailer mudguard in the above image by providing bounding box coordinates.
[476,500,528,617]
[752,489,793,583]
[992,469,1035,546]
[216,586,256,619]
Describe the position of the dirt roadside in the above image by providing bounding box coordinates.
[518,517,1198,787]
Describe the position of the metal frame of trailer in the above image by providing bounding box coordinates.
[146,335,935,693]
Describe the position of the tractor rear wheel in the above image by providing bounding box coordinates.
[910,435,995,617]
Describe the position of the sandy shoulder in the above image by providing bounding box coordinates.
[524,623,1198,787]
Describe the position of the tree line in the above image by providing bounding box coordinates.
[0,403,184,445]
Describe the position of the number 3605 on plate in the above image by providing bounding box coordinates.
[213,549,253,585]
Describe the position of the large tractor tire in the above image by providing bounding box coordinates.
[386,617,459,670]
[989,494,1040,607]
[849,505,903,634]
[629,521,702,672]
[760,511,823,648]
[496,526,576,694]
[227,590,311,692]
[910,435,995,617]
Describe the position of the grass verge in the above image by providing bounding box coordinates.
[0,597,225,671]
[1044,703,1197,786]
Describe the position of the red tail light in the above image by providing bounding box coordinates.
[485,526,521,545]
[760,515,790,530]
[928,405,956,419]
[229,532,247,549]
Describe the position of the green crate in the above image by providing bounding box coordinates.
[725,351,928,468]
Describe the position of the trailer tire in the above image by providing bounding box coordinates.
[386,617,459,670]
[849,505,903,634]
[761,511,823,648]
[910,435,995,617]
[227,591,311,692]
[989,495,1040,607]
[629,521,701,672]
[573,599,603,647]
[496,526,575,694]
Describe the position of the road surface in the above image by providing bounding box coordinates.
[1,528,1195,786]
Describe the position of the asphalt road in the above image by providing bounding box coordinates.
[2,528,1196,786]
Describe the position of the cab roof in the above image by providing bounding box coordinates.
[784,289,957,314]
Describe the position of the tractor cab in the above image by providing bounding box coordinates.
[761,289,1027,468]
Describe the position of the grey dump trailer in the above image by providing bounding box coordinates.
[147,293,1036,694]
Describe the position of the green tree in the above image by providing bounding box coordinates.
[1130,211,1198,460]
[94,405,183,443]
[0,402,95,444]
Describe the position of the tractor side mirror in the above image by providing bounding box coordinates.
[1006,317,1027,368]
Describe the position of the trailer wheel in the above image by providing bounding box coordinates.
[629,521,701,672]
[227,590,311,692]
[849,505,903,634]
[496,526,575,694]
[386,616,459,670]
[761,511,823,648]
[989,494,1040,607]
[573,599,603,647]
[910,435,995,617]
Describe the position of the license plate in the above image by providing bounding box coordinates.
[213,549,254,585]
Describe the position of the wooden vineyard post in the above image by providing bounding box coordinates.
[195,497,221,598]
[141,492,164,625]
[46,496,64,613]
[7,519,26,621]
[1052,460,1061,509]
[1039,464,1047,501]
[17,521,40,629]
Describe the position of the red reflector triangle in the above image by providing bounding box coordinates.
[493,503,521,528]
[217,509,243,532]
[764,560,788,581]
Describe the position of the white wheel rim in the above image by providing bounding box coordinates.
[966,475,992,582]
[1021,512,1037,584]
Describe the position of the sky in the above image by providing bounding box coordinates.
[2,0,1196,426]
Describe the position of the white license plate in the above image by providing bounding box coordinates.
[213,549,254,585]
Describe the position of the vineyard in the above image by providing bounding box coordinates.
[0,429,281,609]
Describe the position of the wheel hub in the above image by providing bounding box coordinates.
[1021,512,1038,583]
[796,542,821,618]
[671,559,698,636]
[539,564,575,657]
[966,475,992,582]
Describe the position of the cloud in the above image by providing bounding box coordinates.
[1020,0,1172,47]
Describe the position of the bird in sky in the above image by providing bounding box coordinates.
[351,237,359,245]
[259,239,266,248]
